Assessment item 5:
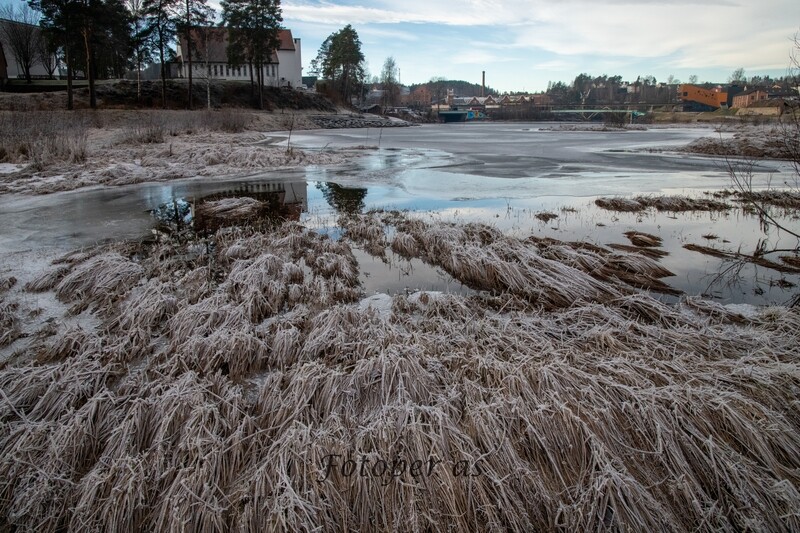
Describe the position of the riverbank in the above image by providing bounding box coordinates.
[0,108,410,195]
[2,106,792,197]
[1,115,799,530]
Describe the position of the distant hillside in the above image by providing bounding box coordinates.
[407,79,499,99]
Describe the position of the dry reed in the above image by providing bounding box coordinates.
[596,195,731,212]
[623,230,662,247]
[685,244,800,274]
[55,253,145,315]
[0,110,88,169]
[0,301,22,347]
[1,216,799,531]
[0,277,16,293]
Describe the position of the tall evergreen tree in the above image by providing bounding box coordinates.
[221,0,282,110]
[176,0,213,109]
[143,0,179,107]
[32,0,131,108]
[313,24,364,104]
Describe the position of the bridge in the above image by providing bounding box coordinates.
[549,108,649,121]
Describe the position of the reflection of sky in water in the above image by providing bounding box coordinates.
[1,135,797,306]
[301,180,799,306]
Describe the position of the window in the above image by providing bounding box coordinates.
[226,65,230,76]
[213,65,218,76]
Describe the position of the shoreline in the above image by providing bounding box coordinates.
[0,111,790,197]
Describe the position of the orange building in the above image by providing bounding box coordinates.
[678,84,728,109]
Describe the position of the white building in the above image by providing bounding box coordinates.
[175,28,302,89]
[0,18,56,82]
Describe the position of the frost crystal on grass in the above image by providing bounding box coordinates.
[1,215,799,531]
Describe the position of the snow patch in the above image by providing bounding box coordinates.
[0,163,23,175]
[358,293,393,319]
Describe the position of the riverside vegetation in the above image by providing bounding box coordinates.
[0,206,798,531]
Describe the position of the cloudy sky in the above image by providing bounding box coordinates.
[282,0,800,92]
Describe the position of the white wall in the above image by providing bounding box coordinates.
[277,38,302,88]
[179,62,283,85]
[0,30,54,79]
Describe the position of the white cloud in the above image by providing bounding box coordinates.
[358,27,421,42]
[283,0,799,90]
[284,0,799,72]
[450,50,517,65]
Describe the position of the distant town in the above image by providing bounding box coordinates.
[1,3,798,121]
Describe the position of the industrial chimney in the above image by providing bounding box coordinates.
[482,71,485,97]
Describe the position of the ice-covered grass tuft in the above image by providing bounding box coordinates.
[1,215,800,531]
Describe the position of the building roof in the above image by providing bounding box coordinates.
[177,27,296,63]
[736,88,769,97]
[277,29,296,51]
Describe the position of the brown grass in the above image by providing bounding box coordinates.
[596,195,732,213]
[0,110,88,169]
[607,243,669,259]
[0,301,22,347]
[119,110,254,145]
[0,277,16,293]
[54,252,145,315]
[623,231,663,247]
[685,244,800,274]
[733,190,800,209]
[2,216,800,531]
[781,255,800,268]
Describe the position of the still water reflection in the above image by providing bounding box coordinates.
[1,145,797,305]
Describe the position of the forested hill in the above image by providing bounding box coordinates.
[407,79,499,98]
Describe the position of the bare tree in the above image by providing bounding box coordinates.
[282,112,295,154]
[194,24,222,109]
[0,3,43,83]
[380,55,399,109]
[728,67,746,85]
[35,31,57,78]
[127,0,148,102]
[721,31,800,306]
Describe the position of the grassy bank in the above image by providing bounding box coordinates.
[0,108,344,195]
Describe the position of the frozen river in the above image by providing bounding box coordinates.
[1,122,797,305]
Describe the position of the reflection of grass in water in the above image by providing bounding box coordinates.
[684,244,800,275]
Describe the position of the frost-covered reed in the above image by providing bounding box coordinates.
[1,215,799,531]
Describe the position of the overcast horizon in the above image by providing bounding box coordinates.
[282,0,800,92]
